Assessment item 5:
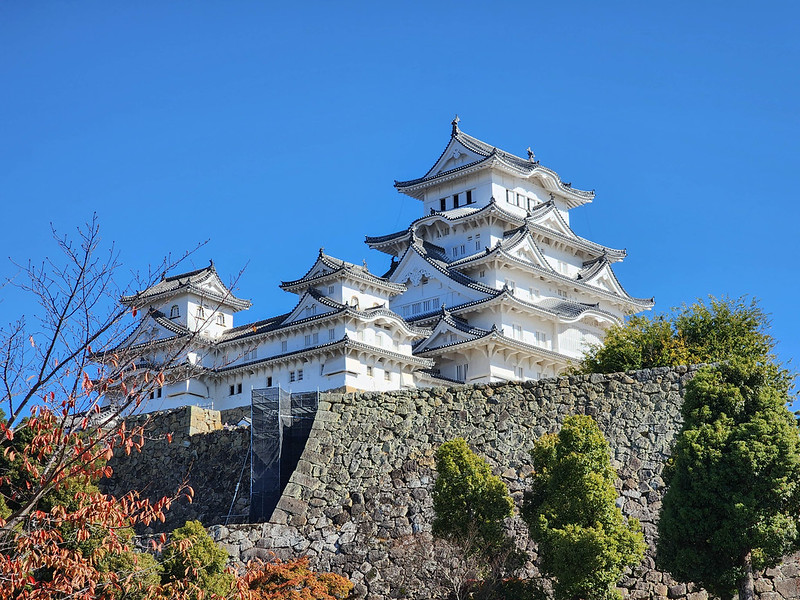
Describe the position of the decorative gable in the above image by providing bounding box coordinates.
[281,292,338,326]
[425,139,484,179]
[197,279,228,299]
[529,208,575,239]
[387,246,488,308]
[115,309,190,352]
[582,263,627,297]
[413,314,484,353]
[505,235,552,270]
[306,260,334,280]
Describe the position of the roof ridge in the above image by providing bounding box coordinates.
[162,261,215,283]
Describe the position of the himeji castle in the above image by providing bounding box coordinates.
[106,119,652,412]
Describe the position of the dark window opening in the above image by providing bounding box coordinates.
[453,193,460,208]
[466,190,473,204]
[267,376,273,387]
[439,198,446,211]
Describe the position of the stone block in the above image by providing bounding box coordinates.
[782,561,800,578]
[755,578,775,593]
[775,578,800,599]
[270,509,288,525]
[667,583,687,597]
[276,496,307,516]
[241,547,272,562]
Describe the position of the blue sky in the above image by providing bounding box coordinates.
[1,2,798,400]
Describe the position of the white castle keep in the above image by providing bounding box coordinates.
[109,119,653,411]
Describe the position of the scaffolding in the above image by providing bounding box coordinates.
[249,387,318,522]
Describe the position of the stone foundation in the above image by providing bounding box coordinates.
[106,366,800,599]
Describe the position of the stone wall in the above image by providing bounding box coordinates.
[208,366,800,600]
[103,405,252,530]
[105,368,800,599]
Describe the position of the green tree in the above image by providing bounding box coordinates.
[432,438,514,553]
[656,360,800,600]
[523,415,645,600]
[579,296,779,376]
[160,520,235,598]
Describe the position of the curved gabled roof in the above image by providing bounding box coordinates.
[394,122,594,207]
[415,324,567,362]
[576,255,654,309]
[121,262,252,311]
[214,335,435,375]
[412,307,493,354]
[367,198,624,263]
[366,198,525,255]
[415,197,526,228]
[449,225,554,272]
[390,240,500,298]
[445,226,651,310]
[94,307,199,359]
[410,288,623,327]
[219,289,430,343]
[280,249,406,295]
[526,201,626,261]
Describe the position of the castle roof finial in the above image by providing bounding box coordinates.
[319,247,325,257]
[527,146,535,161]
[451,114,460,135]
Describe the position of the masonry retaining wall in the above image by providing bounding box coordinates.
[105,367,800,600]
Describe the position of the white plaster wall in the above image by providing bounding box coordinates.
[390,273,480,319]
[558,324,604,359]
[186,294,234,339]
[343,355,407,393]
[153,297,189,328]
[340,282,389,310]
[422,172,493,213]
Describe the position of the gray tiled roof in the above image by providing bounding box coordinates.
[120,262,251,311]
[415,325,567,362]
[215,335,434,375]
[280,251,406,293]
[220,289,430,343]
[409,288,622,326]
[525,201,626,260]
[394,127,594,201]
[410,242,499,296]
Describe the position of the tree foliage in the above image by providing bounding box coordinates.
[523,415,645,600]
[0,405,184,600]
[578,296,780,375]
[160,520,235,598]
[432,438,514,552]
[240,557,353,600]
[656,360,800,600]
